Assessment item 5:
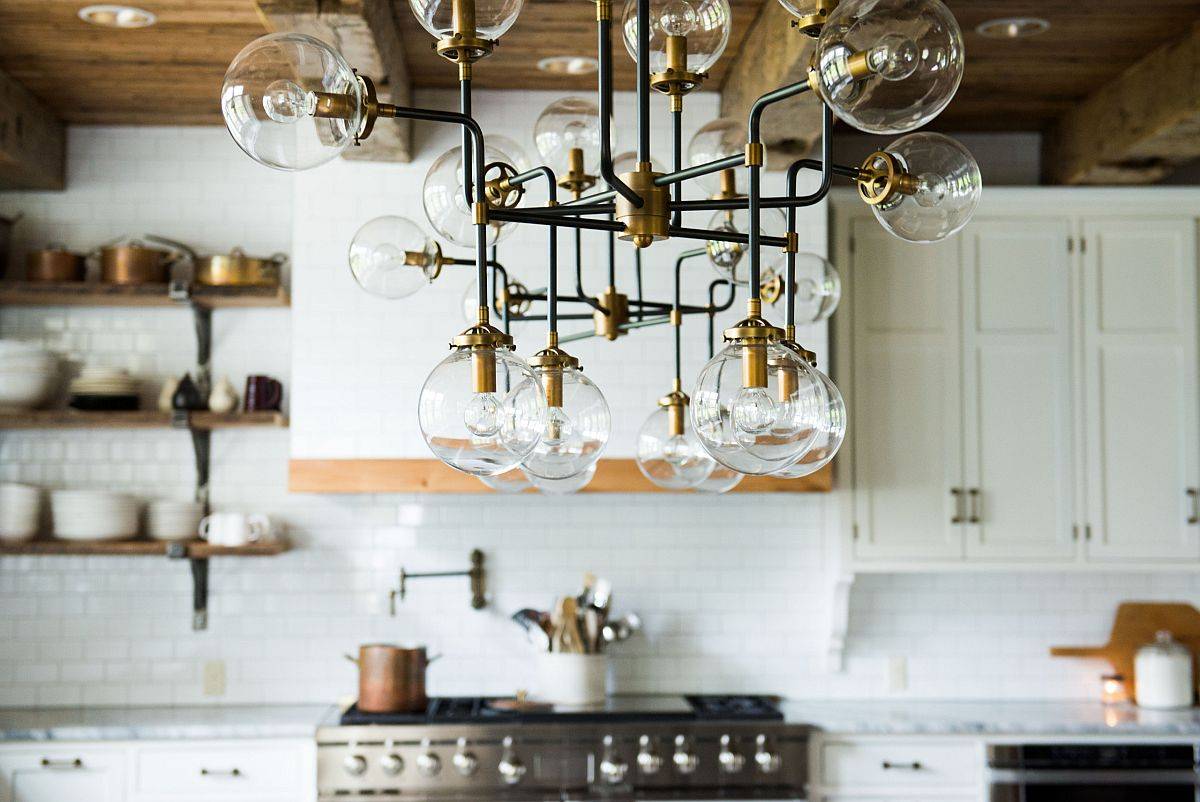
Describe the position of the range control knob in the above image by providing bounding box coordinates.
[637,735,664,775]
[672,735,699,775]
[380,752,404,776]
[754,734,782,774]
[718,735,745,774]
[416,738,442,777]
[343,754,368,777]
[599,735,629,785]
[452,737,479,777]
[498,736,527,786]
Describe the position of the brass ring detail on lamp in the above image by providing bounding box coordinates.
[789,0,839,37]
[855,150,918,206]
[484,161,525,209]
[434,31,496,63]
[759,271,784,306]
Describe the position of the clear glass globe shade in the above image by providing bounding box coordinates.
[872,133,981,243]
[522,367,611,480]
[525,462,597,495]
[635,405,716,489]
[408,0,523,39]
[687,117,747,195]
[789,252,841,323]
[221,33,363,171]
[348,216,438,299]
[729,344,825,464]
[478,468,532,493]
[690,343,797,476]
[534,97,602,178]
[621,0,731,74]
[773,368,846,478]
[705,207,787,285]
[612,150,660,175]
[423,136,527,247]
[693,462,743,494]
[813,0,964,134]
[418,348,546,475]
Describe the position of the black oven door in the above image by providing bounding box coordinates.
[989,768,1199,802]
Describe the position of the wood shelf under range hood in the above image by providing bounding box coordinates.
[0,540,289,558]
[288,458,832,494]
[0,410,287,430]
[0,282,289,309]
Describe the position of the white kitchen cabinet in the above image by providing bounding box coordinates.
[1080,220,1200,562]
[0,745,126,802]
[810,735,982,801]
[130,739,313,801]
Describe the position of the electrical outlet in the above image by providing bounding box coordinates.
[203,660,226,697]
[887,655,907,693]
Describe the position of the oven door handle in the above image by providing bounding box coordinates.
[988,768,1200,785]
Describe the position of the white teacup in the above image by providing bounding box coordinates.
[198,512,273,547]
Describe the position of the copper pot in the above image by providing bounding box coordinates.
[26,246,85,282]
[346,644,438,713]
[195,248,286,288]
[91,238,192,286]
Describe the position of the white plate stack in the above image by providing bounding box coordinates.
[0,483,42,543]
[146,500,204,542]
[69,366,139,397]
[0,341,59,411]
[50,490,140,541]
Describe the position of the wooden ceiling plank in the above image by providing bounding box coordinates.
[718,0,821,160]
[0,67,65,190]
[1043,21,1200,184]
[258,0,412,162]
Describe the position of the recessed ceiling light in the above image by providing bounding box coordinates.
[536,56,599,76]
[78,5,157,28]
[975,17,1049,39]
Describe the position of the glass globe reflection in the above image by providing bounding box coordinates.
[705,207,787,285]
[687,117,747,195]
[693,462,744,493]
[526,462,597,494]
[621,0,732,74]
[423,135,528,247]
[408,0,524,39]
[348,216,440,299]
[479,468,532,493]
[636,403,716,489]
[789,252,841,323]
[535,97,602,178]
[522,366,611,480]
[418,348,546,475]
[221,33,363,171]
[773,367,846,478]
[870,132,981,243]
[813,0,964,134]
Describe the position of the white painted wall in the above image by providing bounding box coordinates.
[0,91,1186,708]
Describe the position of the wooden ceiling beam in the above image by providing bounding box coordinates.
[718,1,821,162]
[0,67,64,190]
[1043,21,1200,185]
[257,0,412,163]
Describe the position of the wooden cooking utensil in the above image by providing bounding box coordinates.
[1050,602,1200,691]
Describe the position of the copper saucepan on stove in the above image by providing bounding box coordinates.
[26,245,85,282]
[195,248,286,288]
[346,644,439,713]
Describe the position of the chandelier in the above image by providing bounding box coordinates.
[218,0,982,493]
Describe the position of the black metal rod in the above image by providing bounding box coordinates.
[670,225,788,249]
[565,188,618,207]
[654,154,744,186]
[576,227,607,314]
[490,208,625,232]
[607,219,616,288]
[785,104,834,329]
[636,0,651,165]
[673,249,706,382]
[635,248,644,321]
[460,77,473,209]
[510,313,600,321]
[707,278,736,358]
[513,203,616,217]
[671,108,683,228]
[597,13,642,206]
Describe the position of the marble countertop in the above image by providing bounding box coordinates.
[782,700,1200,736]
[0,704,333,742]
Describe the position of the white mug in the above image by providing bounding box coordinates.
[198,513,272,547]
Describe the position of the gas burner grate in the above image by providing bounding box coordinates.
[340,697,510,726]
[686,695,784,721]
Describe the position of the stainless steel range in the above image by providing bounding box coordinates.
[317,695,810,801]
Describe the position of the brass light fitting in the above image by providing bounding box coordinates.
[558,147,597,195]
[528,333,581,408]
[724,300,784,390]
[310,73,381,146]
[855,150,918,206]
[484,161,526,209]
[615,164,670,248]
[404,241,447,282]
[649,35,707,111]
[435,0,496,63]
[593,286,630,340]
[451,321,514,394]
[712,168,740,200]
[658,382,690,437]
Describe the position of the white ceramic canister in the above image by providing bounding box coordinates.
[1134,630,1194,709]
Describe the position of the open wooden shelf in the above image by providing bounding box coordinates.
[0,410,287,430]
[0,281,289,309]
[0,540,289,557]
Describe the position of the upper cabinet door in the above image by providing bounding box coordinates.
[851,219,965,561]
[962,219,1077,561]
[1082,219,1200,562]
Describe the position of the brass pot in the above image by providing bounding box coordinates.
[26,246,85,282]
[94,242,178,286]
[345,644,438,714]
[195,249,286,288]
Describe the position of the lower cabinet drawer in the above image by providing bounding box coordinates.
[133,741,306,798]
[820,739,981,788]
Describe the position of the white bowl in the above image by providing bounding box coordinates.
[147,500,203,541]
[0,368,58,410]
[0,483,41,543]
[50,491,139,541]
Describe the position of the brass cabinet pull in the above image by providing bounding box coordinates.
[950,488,964,524]
[40,758,83,769]
[1188,489,1199,525]
[967,488,981,523]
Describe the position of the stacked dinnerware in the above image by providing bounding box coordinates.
[0,341,59,411]
[0,483,42,543]
[69,366,139,411]
[50,490,139,541]
[146,499,204,542]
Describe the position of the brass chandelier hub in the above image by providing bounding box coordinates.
[593,286,630,340]
[616,165,670,248]
[856,150,918,206]
[790,0,838,37]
